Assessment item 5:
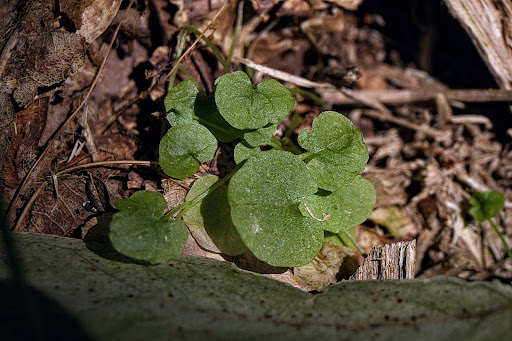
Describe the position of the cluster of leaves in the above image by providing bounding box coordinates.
[110,71,375,267]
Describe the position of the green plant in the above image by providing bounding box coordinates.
[468,191,512,260]
[109,71,376,267]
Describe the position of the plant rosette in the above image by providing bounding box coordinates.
[109,71,375,268]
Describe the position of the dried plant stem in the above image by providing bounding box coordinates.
[488,219,512,260]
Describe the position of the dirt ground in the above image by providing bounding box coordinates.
[2,0,511,285]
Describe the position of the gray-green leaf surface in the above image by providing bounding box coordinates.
[301,175,376,233]
[298,111,368,191]
[215,71,294,130]
[228,150,323,267]
[159,121,217,179]
[1,233,511,341]
[110,191,188,264]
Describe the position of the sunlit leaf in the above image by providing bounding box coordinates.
[300,176,376,233]
[215,71,294,130]
[243,123,278,147]
[298,111,368,191]
[228,150,323,266]
[165,80,199,126]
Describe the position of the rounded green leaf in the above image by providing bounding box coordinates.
[194,91,244,142]
[468,191,506,222]
[183,175,247,256]
[110,191,188,264]
[243,123,278,147]
[165,80,199,126]
[215,71,294,130]
[234,142,260,164]
[298,111,368,191]
[228,150,323,267]
[300,176,376,233]
[159,121,217,179]
[115,189,168,214]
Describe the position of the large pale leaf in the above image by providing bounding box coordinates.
[182,175,247,256]
[1,233,512,340]
[228,150,323,266]
[298,111,368,191]
[300,175,376,233]
[215,71,294,130]
[159,121,217,179]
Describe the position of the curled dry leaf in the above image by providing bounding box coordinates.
[60,0,122,43]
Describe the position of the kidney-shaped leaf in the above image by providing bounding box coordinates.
[215,71,294,130]
[468,191,506,222]
[228,150,323,267]
[159,121,217,179]
[234,142,260,164]
[298,111,368,191]
[194,91,244,142]
[300,176,376,233]
[243,123,278,147]
[165,80,199,126]
[183,175,247,256]
[110,191,188,264]
[2,233,512,340]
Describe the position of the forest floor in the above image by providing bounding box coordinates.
[3,0,512,287]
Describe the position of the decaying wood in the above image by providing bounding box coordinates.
[443,0,512,90]
[350,240,416,280]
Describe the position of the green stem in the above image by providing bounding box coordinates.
[269,136,284,150]
[298,150,314,160]
[226,0,244,70]
[339,230,367,257]
[168,29,188,88]
[488,218,512,260]
[284,113,301,140]
[281,136,303,155]
[164,161,246,220]
[288,87,326,107]
[192,115,242,139]
[184,25,229,72]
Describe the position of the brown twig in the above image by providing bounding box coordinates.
[361,109,448,139]
[321,88,512,105]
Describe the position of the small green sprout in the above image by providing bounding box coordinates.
[109,71,375,266]
[468,191,512,260]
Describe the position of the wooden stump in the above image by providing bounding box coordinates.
[350,240,416,280]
